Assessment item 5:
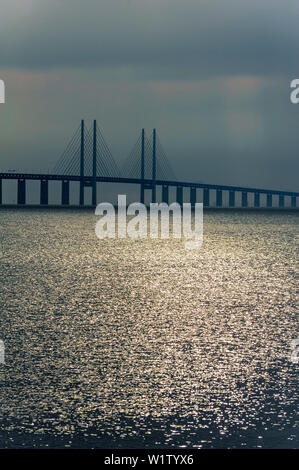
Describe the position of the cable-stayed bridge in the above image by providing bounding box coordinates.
[0,120,298,208]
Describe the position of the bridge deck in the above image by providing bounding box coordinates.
[0,173,298,197]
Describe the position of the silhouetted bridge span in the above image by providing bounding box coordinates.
[0,120,298,208]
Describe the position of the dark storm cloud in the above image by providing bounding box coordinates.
[1,0,298,78]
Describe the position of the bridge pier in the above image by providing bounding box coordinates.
[162,185,169,204]
[92,180,97,206]
[229,190,235,207]
[176,186,183,206]
[190,187,196,207]
[17,179,26,204]
[279,195,284,208]
[291,195,296,208]
[61,180,70,205]
[242,191,248,207]
[203,188,209,207]
[140,184,145,204]
[216,189,222,207]
[40,180,48,205]
[254,192,260,208]
[267,194,272,208]
[80,183,84,205]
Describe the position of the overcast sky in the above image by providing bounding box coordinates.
[1,0,299,193]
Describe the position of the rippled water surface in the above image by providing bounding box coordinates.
[0,209,298,448]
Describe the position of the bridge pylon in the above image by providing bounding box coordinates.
[79,119,85,205]
[122,128,176,204]
[79,119,97,206]
[92,120,97,206]
[140,129,145,204]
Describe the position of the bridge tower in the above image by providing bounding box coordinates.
[152,129,157,203]
[92,120,97,206]
[79,120,85,205]
[78,119,98,206]
[138,127,158,204]
[140,129,145,204]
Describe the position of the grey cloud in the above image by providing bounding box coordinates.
[0,0,299,79]
[0,0,299,194]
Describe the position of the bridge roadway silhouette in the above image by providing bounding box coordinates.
[0,120,298,208]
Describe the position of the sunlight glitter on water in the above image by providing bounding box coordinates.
[0,209,298,448]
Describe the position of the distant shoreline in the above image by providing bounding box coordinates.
[0,204,298,212]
